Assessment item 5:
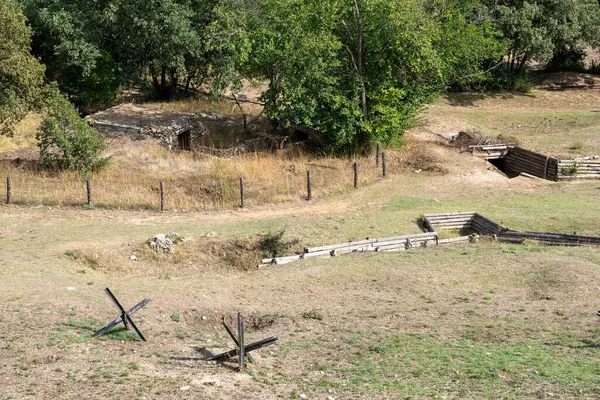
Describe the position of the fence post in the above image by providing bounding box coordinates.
[353,162,359,189]
[382,152,387,177]
[86,178,92,207]
[160,182,165,212]
[376,143,380,167]
[239,177,245,208]
[306,171,312,201]
[238,312,245,370]
[6,176,11,204]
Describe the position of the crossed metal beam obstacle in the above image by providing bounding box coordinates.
[92,289,278,369]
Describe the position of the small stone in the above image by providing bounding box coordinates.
[201,316,207,320]
[130,255,137,261]
[327,397,335,400]
[67,287,76,291]
[206,232,217,238]
[299,394,307,399]
[180,386,191,391]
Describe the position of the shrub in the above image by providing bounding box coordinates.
[561,162,578,176]
[259,230,299,258]
[37,92,108,174]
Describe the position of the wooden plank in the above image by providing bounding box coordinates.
[422,212,475,218]
[437,236,471,245]
[304,232,438,253]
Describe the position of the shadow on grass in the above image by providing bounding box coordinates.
[443,91,536,107]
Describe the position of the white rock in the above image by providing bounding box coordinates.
[299,394,307,400]
[180,386,191,391]
[67,287,76,291]
[130,255,137,261]
[148,234,175,254]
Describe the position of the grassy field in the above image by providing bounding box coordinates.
[414,88,600,158]
[2,83,600,399]
[2,165,600,399]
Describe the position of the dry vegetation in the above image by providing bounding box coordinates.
[0,137,413,210]
[2,81,600,399]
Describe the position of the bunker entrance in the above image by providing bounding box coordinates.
[178,130,191,151]
[487,157,510,177]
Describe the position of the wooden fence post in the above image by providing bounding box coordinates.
[376,143,380,167]
[306,171,312,201]
[382,152,387,177]
[353,162,359,189]
[160,182,165,212]
[239,177,245,208]
[86,178,92,207]
[6,176,11,204]
[238,312,245,369]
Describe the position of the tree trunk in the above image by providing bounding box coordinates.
[150,64,161,95]
[517,55,528,75]
[160,66,167,98]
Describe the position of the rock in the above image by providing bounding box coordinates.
[180,386,191,391]
[167,232,179,239]
[206,232,217,238]
[299,394,307,400]
[130,255,137,261]
[148,234,175,254]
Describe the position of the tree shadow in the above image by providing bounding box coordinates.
[443,91,536,107]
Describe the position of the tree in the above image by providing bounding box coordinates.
[482,0,600,73]
[0,0,46,135]
[218,0,503,152]
[37,89,108,174]
[23,0,121,105]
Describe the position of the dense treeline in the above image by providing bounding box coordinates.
[2,0,600,155]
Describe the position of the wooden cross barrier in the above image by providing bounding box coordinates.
[92,288,151,341]
[207,312,278,369]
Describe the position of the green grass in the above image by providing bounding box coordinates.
[337,333,600,398]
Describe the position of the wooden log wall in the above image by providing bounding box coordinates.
[470,144,516,160]
[497,231,600,246]
[422,212,475,232]
[260,232,439,266]
[557,157,600,180]
[504,148,558,180]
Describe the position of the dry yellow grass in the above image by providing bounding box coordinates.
[0,114,42,151]
[0,137,403,211]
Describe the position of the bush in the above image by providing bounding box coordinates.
[37,92,108,174]
[259,230,299,258]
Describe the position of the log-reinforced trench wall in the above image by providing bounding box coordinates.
[422,212,503,236]
[557,157,600,180]
[504,148,558,180]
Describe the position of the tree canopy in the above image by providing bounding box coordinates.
[0,0,46,135]
[9,0,600,153]
[217,0,504,151]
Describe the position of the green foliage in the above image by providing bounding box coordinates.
[259,230,299,258]
[0,0,46,135]
[561,162,578,176]
[482,0,600,74]
[23,0,121,105]
[219,0,503,152]
[301,310,324,321]
[37,91,108,174]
